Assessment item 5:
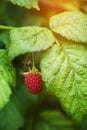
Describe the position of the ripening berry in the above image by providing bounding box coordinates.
[25,72,42,94]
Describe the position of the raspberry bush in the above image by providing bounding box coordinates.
[0,0,87,130]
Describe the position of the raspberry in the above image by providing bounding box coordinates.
[25,73,42,94]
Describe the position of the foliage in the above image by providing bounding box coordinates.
[0,50,16,109]
[8,26,55,60]
[9,0,39,10]
[50,11,87,43]
[41,41,87,122]
[0,0,87,130]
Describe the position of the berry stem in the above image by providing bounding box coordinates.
[32,52,37,72]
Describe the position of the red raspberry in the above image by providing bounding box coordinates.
[25,73,42,94]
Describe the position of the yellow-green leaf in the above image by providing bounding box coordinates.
[9,0,39,10]
[40,40,87,122]
[50,11,87,43]
[8,26,55,60]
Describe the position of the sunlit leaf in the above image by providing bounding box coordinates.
[40,40,87,122]
[8,26,55,60]
[9,0,39,10]
[50,11,87,43]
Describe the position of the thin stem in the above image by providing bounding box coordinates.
[32,52,37,72]
[55,37,60,45]
[32,52,35,68]
[0,25,15,30]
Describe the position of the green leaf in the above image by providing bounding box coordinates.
[8,26,55,60]
[0,100,23,130]
[40,41,87,122]
[50,11,87,43]
[37,110,74,130]
[0,31,10,50]
[9,0,39,10]
[0,50,16,109]
[0,74,37,130]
